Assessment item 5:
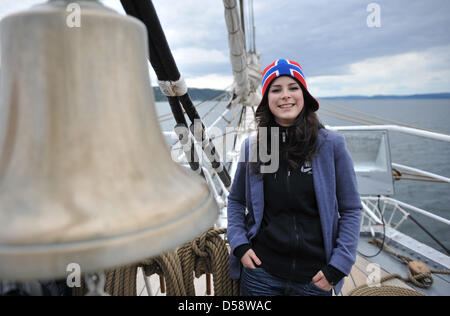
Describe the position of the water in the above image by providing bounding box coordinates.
[156,98,450,252]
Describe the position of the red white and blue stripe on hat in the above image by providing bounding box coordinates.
[259,59,319,111]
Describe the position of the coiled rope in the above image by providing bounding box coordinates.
[141,252,186,296]
[348,281,426,296]
[177,228,240,296]
[73,228,239,296]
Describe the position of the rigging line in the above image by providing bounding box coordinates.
[319,98,414,126]
[243,0,249,51]
[159,116,179,123]
[158,92,228,121]
[159,112,180,120]
[159,97,227,123]
[161,106,239,149]
[319,112,372,125]
[349,272,358,289]
[239,0,246,51]
[159,86,232,121]
[360,196,386,259]
[320,106,382,125]
[398,170,449,182]
[408,215,450,255]
[395,177,446,183]
[319,98,448,135]
[138,283,146,296]
[193,88,232,109]
[213,104,245,130]
[395,170,442,179]
[249,0,256,52]
[171,127,257,155]
[201,95,230,120]
[244,0,253,53]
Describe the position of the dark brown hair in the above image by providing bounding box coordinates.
[252,84,324,173]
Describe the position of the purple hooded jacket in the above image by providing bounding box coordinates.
[227,128,362,295]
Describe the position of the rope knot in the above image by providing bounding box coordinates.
[191,234,209,257]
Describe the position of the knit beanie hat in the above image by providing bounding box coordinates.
[258,59,319,112]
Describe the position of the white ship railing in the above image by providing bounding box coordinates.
[327,125,450,143]
[360,195,450,259]
[361,196,450,228]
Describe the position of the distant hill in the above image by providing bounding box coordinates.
[320,93,450,100]
[152,87,226,102]
[151,89,450,102]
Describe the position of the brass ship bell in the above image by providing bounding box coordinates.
[0,0,218,281]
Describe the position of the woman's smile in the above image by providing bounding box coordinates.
[278,103,295,109]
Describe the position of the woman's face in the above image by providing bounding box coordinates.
[267,76,304,127]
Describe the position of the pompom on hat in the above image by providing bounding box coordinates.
[258,59,319,112]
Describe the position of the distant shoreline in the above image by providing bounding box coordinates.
[153,87,226,102]
[152,87,450,101]
[319,93,450,100]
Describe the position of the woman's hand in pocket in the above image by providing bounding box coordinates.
[240,249,262,269]
[312,270,333,291]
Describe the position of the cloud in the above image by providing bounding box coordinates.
[254,0,450,78]
[308,45,450,97]
[1,0,449,95]
[152,0,228,49]
[102,0,232,80]
[172,47,229,67]
[184,74,234,90]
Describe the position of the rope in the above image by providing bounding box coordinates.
[318,111,367,125]
[392,169,447,183]
[158,90,230,122]
[73,228,239,296]
[348,283,425,296]
[201,95,230,121]
[320,107,383,126]
[177,228,240,296]
[106,264,139,296]
[368,238,450,290]
[155,252,186,296]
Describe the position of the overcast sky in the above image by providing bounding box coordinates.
[1,0,449,97]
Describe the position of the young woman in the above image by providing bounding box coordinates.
[227,59,362,296]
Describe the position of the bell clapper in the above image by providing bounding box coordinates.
[85,272,110,296]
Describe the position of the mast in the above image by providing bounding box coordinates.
[223,0,261,107]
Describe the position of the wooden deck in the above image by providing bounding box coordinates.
[340,254,415,296]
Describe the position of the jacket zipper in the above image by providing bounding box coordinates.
[282,130,291,193]
[282,129,298,276]
[287,168,291,193]
[291,214,300,275]
[291,215,300,275]
[282,129,304,279]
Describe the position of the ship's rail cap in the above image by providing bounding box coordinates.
[327,125,450,143]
